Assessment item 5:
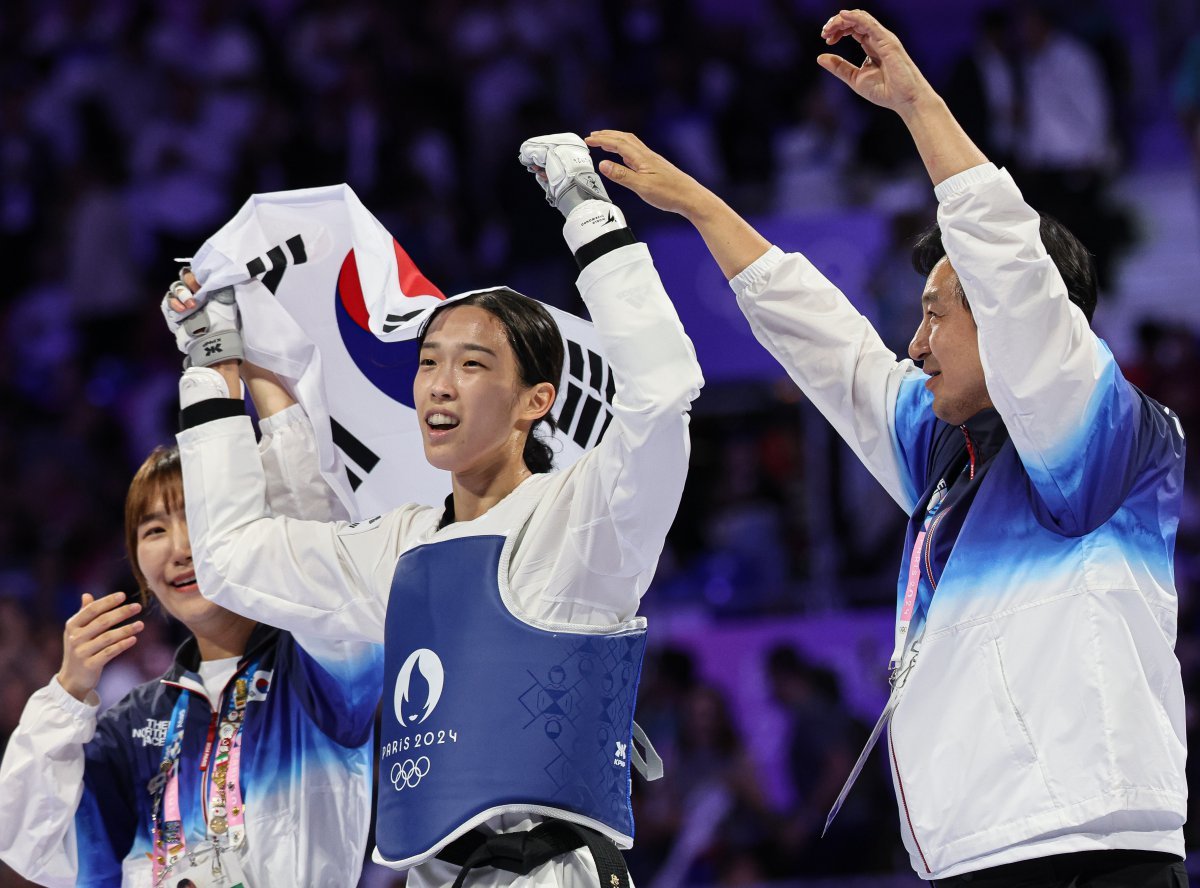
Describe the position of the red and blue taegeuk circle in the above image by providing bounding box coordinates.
[333,240,444,409]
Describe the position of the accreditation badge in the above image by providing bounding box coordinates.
[157,841,250,888]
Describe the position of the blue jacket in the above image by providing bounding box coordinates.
[1,623,382,887]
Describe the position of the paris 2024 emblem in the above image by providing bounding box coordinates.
[394,648,444,726]
[387,648,459,792]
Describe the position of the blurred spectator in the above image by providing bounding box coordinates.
[0,78,54,297]
[1174,31,1200,219]
[765,644,895,876]
[626,646,699,881]
[1124,320,1200,481]
[644,683,775,887]
[1013,4,1131,290]
[945,7,1018,168]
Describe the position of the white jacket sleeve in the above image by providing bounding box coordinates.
[256,405,390,670]
[0,679,99,886]
[562,242,704,580]
[180,410,432,645]
[258,404,351,524]
[731,246,924,512]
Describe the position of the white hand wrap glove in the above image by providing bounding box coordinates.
[161,282,243,367]
[518,133,610,218]
[179,366,242,409]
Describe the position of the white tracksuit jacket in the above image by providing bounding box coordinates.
[731,163,1187,879]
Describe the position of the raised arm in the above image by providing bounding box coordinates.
[822,9,1185,529]
[164,268,427,644]
[585,130,771,281]
[817,10,987,187]
[167,272,348,524]
[241,363,386,708]
[589,129,926,512]
[515,134,703,608]
[0,593,143,885]
[565,225,704,580]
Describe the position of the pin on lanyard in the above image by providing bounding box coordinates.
[149,664,255,885]
[205,678,250,844]
[828,449,980,835]
[148,701,190,878]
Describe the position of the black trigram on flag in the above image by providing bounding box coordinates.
[381,309,426,334]
[554,340,614,450]
[246,234,307,294]
[331,417,380,492]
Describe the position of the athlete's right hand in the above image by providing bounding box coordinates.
[161,266,243,368]
[56,591,144,702]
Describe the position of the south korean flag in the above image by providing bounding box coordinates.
[186,184,613,518]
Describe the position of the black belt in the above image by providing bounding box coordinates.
[437,820,631,888]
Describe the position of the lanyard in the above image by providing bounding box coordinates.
[824,492,944,836]
[888,428,978,671]
[888,477,949,670]
[148,660,257,884]
[827,445,977,835]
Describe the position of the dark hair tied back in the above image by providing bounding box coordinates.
[418,288,564,473]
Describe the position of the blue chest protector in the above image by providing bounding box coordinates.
[376,534,649,867]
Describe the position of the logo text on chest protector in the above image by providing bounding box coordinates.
[394,648,444,726]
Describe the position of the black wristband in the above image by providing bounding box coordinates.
[180,398,246,431]
[573,227,637,271]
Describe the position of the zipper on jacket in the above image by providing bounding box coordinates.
[199,667,241,792]
[888,720,931,874]
[896,426,979,872]
[199,672,241,830]
[922,506,952,591]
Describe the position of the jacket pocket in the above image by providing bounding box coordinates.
[984,636,1044,773]
[889,623,1061,868]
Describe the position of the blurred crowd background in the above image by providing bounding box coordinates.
[3,0,1200,885]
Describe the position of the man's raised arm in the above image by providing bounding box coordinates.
[817,9,988,186]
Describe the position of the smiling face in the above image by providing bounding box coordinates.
[908,258,993,426]
[125,448,254,647]
[414,304,554,482]
[134,496,214,627]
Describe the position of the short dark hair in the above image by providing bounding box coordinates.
[125,446,183,607]
[911,215,1097,322]
[418,289,563,473]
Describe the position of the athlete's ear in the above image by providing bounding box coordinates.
[521,381,556,423]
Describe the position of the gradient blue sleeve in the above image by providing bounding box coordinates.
[74,711,138,886]
[891,375,940,511]
[1021,356,1185,535]
[282,634,383,748]
[937,165,1186,535]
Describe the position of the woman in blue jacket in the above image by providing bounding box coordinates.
[0,370,382,887]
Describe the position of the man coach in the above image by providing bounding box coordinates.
[586,8,1188,886]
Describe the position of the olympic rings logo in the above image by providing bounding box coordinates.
[390,756,431,791]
